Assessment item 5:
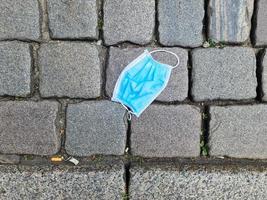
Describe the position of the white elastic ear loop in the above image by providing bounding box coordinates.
[120,102,133,120]
[149,49,180,69]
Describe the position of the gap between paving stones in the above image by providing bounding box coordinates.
[250,0,259,46]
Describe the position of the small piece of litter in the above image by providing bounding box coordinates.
[51,155,64,162]
[125,147,129,153]
[66,157,79,165]
[203,41,210,48]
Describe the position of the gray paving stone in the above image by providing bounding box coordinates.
[208,0,254,43]
[130,166,267,199]
[65,101,126,156]
[39,42,101,98]
[47,0,98,39]
[0,42,31,97]
[210,105,267,159]
[191,47,257,101]
[0,165,125,200]
[254,0,267,46]
[131,104,201,157]
[106,47,188,101]
[103,0,155,45]
[0,0,40,40]
[0,101,60,155]
[158,0,204,47]
[262,52,267,101]
[0,155,20,164]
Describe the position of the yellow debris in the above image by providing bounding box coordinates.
[51,155,64,162]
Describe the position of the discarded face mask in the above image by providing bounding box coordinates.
[112,49,180,118]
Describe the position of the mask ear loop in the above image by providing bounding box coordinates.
[149,49,180,69]
[120,102,133,121]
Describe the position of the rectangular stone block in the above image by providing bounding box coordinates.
[210,105,267,159]
[103,0,155,45]
[131,104,201,157]
[47,0,98,39]
[192,47,257,101]
[255,0,267,46]
[158,0,204,47]
[106,47,188,102]
[0,101,60,155]
[0,42,31,97]
[208,0,254,43]
[65,100,127,156]
[130,166,267,199]
[0,0,40,40]
[0,165,125,199]
[39,42,101,98]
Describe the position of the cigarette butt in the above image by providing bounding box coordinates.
[51,155,64,162]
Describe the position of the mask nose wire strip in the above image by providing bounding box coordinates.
[150,49,180,69]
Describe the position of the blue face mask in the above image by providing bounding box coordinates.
[112,49,180,117]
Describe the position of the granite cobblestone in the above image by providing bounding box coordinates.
[0,41,32,97]
[65,100,127,156]
[0,101,60,155]
[38,42,101,98]
[0,165,125,200]
[0,0,41,41]
[130,166,267,199]
[47,0,98,39]
[208,0,254,43]
[209,105,267,159]
[131,104,201,157]
[191,47,257,101]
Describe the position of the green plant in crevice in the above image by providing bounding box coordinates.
[121,192,129,200]
[24,155,34,160]
[203,39,226,48]
[0,187,6,194]
[200,131,209,156]
[98,19,104,30]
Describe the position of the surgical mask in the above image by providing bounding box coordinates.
[112,49,180,118]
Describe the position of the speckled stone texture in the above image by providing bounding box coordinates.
[131,104,201,157]
[103,0,155,45]
[0,165,125,200]
[65,101,127,156]
[106,47,188,101]
[0,101,60,155]
[158,0,204,47]
[191,47,257,101]
[255,0,267,46]
[209,105,267,159]
[47,0,98,39]
[130,166,267,199]
[208,0,254,43]
[0,42,31,97]
[262,52,267,101]
[0,0,40,40]
[38,42,101,98]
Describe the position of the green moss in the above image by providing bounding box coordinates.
[203,39,226,48]
[0,187,6,194]
[98,19,104,30]
[121,192,129,200]
[24,155,34,160]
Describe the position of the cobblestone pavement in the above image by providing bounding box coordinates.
[1,0,267,199]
